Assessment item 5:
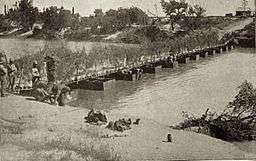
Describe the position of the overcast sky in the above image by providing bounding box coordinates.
[0,0,255,16]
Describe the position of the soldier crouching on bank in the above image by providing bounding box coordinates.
[50,82,71,106]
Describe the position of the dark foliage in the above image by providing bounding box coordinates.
[172,81,256,141]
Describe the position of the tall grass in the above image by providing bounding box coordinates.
[27,136,121,161]
[15,28,219,85]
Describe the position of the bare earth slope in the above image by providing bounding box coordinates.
[218,17,253,38]
[0,95,256,161]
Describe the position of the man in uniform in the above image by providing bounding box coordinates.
[45,56,56,83]
[0,55,7,97]
[50,82,71,106]
[32,61,40,86]
[7,59,17,92]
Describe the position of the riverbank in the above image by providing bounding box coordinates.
[8,17,252,87]
[0,94,256,161]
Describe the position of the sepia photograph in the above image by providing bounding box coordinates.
[0,0,255,160]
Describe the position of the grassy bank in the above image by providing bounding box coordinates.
[12,18,252,87]
[15,27,220,86]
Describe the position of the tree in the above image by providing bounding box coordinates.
[42,6,60,31]
[6,8,19,22]
[17,0,39,30]
[193,4,206,17]
[180,4,206,31]
[188,6,195,16]
[41,6,80,32]
[227,81,256,118]
[128,7,149,25]
[5,0,39,30]
[94,9,104,17]
[105,9,118,17]
[0,14,13,32]
[161,0,188,30]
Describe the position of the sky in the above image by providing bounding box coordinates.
[0,0,255,16]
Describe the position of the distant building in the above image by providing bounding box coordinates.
[235,10,252,17]
[225,13,233,17]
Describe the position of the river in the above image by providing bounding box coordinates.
[70,48,255,125]
[68,48,256,154]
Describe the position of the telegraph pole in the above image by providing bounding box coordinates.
[4,5,7,15]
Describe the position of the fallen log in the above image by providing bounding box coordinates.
[171,81,256,141]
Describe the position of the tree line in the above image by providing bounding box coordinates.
[0,0,149,36]
[0,0,209,40]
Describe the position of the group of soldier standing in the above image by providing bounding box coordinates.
[0,52,71,106]
[31,56,71,106]
[0,53,17,97]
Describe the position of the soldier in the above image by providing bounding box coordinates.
[168,55,174,64]
[45,56,56,83]
[32,61,40,86]
[0,56,7,97]
[7,59,17,92]
[50,82,71,106]
[32,80,50,102]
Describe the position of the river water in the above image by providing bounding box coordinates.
[69,47,256,154]
[70,48,256,125]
